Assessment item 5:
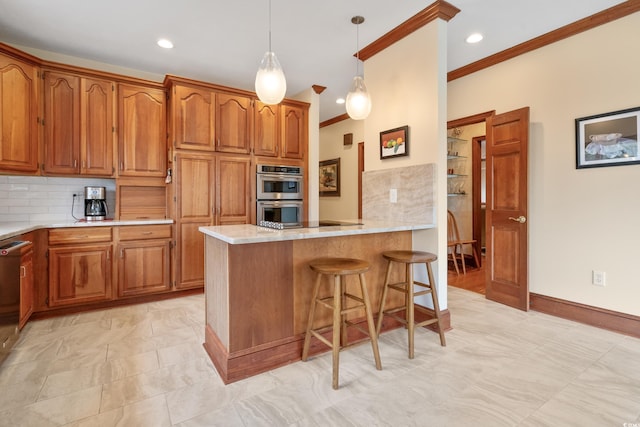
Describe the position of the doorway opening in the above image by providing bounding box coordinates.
[447,122,487,295]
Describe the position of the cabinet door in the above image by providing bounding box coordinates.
[44,71,81,174]
[0,55,39,173]
[81,77,115,176]
[19,249,33,329]
[215,93,251,154]
[117,240,170,297]
[172,85,215,151]
[216,155,250,225]
[118,84,166,177]
[281,104,306,159]
[253,101,279,157]
[48,244,112,307]
[174,152,215,289]
[176,221,208,290]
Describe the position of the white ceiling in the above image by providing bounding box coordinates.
[0,0,625,122]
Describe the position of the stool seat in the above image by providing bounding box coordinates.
[377,250,446,359]
[382,250,437,264]
[302,256,381,389]
[309,257,370,275]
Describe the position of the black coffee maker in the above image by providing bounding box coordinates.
[84,186,108,220]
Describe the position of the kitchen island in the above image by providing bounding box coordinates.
[199,220,445,384]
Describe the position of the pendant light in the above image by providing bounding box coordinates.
[346,16,372,120]
[255,0,287,105]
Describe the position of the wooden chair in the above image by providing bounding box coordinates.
[447,210,480,274]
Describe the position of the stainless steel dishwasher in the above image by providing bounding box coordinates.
[0,240,32,365]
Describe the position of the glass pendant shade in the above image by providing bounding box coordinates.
[346,75,371,120]
[255,51,287,105]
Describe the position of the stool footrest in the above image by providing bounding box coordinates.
[384,312,408,326]
[310,329,334,349]
[415,318,439,328]
[345,320,370,337]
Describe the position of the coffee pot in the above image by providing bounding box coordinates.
[84,187,108,220]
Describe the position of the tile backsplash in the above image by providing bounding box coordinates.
[362,163,435,224]
[0,175,116,223]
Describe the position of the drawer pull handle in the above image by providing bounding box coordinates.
[142,232,153,235]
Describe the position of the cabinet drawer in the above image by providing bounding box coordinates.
[118,224,172,241]
[49,227,112,245]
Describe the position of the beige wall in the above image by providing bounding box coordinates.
[366,19,449,303]
[318,120,364,220]
[448,12,640,316]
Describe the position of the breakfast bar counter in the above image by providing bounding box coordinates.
[199,220,436,383]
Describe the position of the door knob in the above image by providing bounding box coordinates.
[508,215,527,224]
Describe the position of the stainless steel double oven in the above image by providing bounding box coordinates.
[256,164,303,227]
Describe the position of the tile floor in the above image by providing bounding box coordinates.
[1,287,639,426]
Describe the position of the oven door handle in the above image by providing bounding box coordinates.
[258,173,303,182]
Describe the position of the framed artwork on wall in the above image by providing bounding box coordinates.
[380,126,409,159]
[576,106,640,168]
[319,158,340,197]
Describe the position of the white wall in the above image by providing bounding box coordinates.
[0,176,116,223]
[448,12,640,316]
[318,120,364,220]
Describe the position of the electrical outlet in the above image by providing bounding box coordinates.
[592,270,606,286]
[389,189,397,203]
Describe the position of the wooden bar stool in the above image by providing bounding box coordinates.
[376,250,446,359]
[301,257,382,389]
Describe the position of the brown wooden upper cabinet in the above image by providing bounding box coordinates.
[215,93,251,154]
[253,101,279,157]
[118,83,166,177]
[171,84,215,151]
[0,52,39,174]
[281,103,306,160]
[43,70,115,176]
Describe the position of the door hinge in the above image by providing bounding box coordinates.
[112,84,115,91]
[112,126,115,133]
[45,296,49,306]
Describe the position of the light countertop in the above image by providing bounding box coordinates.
[199,220,434,245]
[0,219,174,241]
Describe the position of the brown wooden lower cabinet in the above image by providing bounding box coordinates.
[19,246,34,329]
[117,240,171,297]
[48,243,113,307]
[175,221,208,290]
[45,224,175,310]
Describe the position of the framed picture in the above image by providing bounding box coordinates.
[319,158,340,196]
[576,106,640,169]
[380,126,409,159]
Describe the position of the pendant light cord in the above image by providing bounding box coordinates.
[352,16,364,77]
[355,21,359,76]
[268,0,272,52]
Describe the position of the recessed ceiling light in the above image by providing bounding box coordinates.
[157,39,174,49]
[336,98,345,105]
[466,33,483,44]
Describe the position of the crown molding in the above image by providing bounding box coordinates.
[358,0,460,61]
[448,0,640,81]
